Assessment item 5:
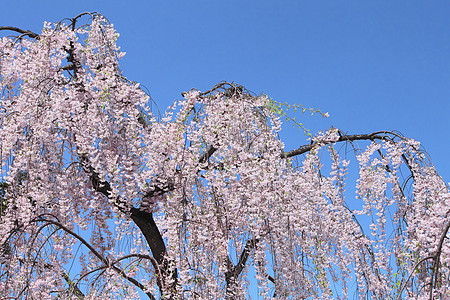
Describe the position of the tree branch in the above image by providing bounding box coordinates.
[79,155,177,295]
[61,271,85,299]
[282,131,402,159]
[429,219,450,300]
[43,262,85,299]
[34,217,156,300]
[233,238,258,278]
[225,238,278,297]
[225,238,256,292]
[199,146,217,164]
[0,26,40,39]
[196,131,403,165]
[396,255,434,300]
[129,207,177,288]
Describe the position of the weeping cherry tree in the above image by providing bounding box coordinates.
[0,12,449,299]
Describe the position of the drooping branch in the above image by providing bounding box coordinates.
[76,254,157,283]
[182,81,248,99]
[74,253,160,298]
[195,125,404,166]
[0,26,40,39]
[394,219,450,300]
[34,216,156,300]
[0,12,102,41]
[34,217,107,265]
[396,255,435,299]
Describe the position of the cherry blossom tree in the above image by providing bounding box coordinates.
[0,12,449,299]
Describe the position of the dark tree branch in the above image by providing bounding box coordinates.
[34,217,156,299]
[0,26,40,39]
[199,146,217,164]
[60,63,75,71]
[282,131,403,159]
[184,81,249,98]
[79,155,177,296]
[225,238,278,297]
[79,154,132,213]
[232,238,258,278]
[396,255,434,300]
[32,217,107,266]
[429,219,450,300]
[81,157,113,199]
[74,254,160,299]
[142,177,175,200]
[129,207,178,292]
[225,239,255,289]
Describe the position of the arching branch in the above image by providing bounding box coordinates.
[198,130,405,166]
[74,253,160,298]
[396,255,434,299]
[33,216,156,300]
[282,131,403,159]
[0,26,39,39]
[182,81,249,98]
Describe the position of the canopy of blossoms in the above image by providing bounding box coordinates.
[0,13,449,299]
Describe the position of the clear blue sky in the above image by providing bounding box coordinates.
[2,1,449,180]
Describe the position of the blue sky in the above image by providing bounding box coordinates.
[2,1,449,181]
